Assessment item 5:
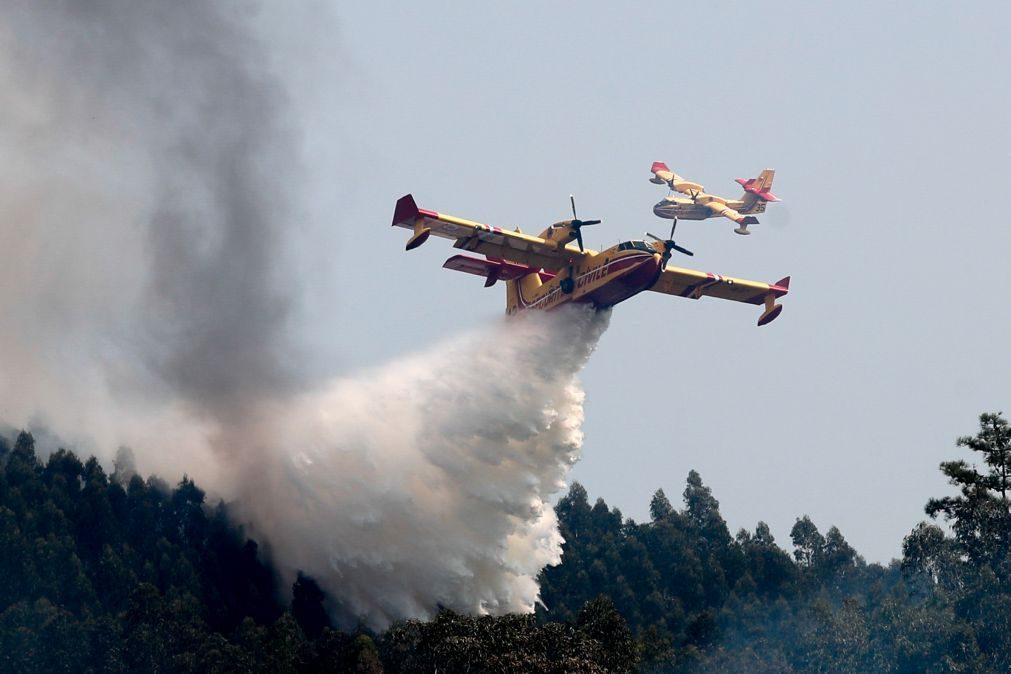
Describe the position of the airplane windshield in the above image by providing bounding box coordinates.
[618,240,655,252]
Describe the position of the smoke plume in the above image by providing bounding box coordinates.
[0,1,608,627]
[0,0,302,479]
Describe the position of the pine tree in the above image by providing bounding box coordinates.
[926,412,1011,566]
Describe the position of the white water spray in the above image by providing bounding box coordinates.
[236,307,609,627]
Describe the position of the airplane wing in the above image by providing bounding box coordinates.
[650,161,704,195]
[392,194,589,271]
[650,265,791,326]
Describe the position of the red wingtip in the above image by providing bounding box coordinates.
[392,193,420,227]
[651,161,669,174]
[774,276,791,290]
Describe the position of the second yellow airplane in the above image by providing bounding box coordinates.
[650,162,780,236]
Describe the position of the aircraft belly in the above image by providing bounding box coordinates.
[584,256,661,308]
[653,203,709,220]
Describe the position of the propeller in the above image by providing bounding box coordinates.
[646,218,693,268]
[568,194,601,252]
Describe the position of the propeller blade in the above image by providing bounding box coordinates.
[575,228,584,252]
[672,244,693,256]
[568,194,599,232]
[669,219,678,238]
[646,232,662,242]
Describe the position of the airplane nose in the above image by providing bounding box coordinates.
[653,202,673,218]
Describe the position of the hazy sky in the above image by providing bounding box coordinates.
[301,1,1011,563]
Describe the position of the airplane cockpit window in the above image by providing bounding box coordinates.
[614,242,655,252]
[618,241,655,252]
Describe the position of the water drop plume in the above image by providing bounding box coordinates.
[235,306,610,628]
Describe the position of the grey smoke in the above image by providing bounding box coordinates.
[0,0,301,434]
[0,1,608,627]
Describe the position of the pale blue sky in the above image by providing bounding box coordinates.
[290,1,1011,562]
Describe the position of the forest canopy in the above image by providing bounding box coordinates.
[0,412,1008,672]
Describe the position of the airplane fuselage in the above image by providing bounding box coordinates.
[653,196,767,220]
[506,242,662,314]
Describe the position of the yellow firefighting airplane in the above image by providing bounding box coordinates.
[650,162,780,235]
[392,194,790,326]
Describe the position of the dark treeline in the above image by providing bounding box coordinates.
[1,413,1009,672]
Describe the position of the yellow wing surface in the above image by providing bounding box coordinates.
[392,194,588,272]
[651,265,791,326]
[649,162,705,195]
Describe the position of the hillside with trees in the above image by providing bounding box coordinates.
[0,413,1009,672]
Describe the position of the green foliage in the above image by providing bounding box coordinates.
[927,412,1011,567]
[379,606,635,673]
[541,468,995,673]
[0,433,292,672]
[541,472,804,669]
[0,432,636,672]
[292,572,330,639]
[4,412,1011,672]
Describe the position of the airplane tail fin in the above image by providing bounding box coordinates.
[735,169,780,202]
[751,169,776,195]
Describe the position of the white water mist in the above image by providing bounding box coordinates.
[236,306,609,627]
